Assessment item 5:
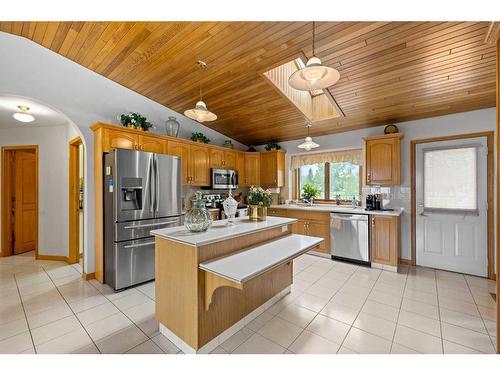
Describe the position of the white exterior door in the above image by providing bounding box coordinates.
[415,137,488,277]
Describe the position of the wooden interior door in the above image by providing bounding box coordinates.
[13,151,37,254]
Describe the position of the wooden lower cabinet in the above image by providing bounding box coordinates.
[370,215,400,267]
[267,208,330,254]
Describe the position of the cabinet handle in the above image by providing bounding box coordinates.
[367,173,371,182]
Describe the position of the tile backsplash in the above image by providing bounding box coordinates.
[362,185,410,211]
[182,186,249,210]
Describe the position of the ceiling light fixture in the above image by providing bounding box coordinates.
[184,60,217,122]
[13,106,35,123]
[288,22,340,91]
[298,123,319,151]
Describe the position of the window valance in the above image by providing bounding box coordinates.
[291,149,363,170]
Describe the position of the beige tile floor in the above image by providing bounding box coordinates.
[0,251,496,354]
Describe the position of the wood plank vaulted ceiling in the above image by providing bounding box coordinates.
[1,21,497,145]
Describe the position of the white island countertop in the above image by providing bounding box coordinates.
[151,216,297,247]
[269,204,403,217]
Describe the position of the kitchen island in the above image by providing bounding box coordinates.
[151,216,323,353]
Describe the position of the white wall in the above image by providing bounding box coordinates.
[277,108,496,260]
[0,31,246,273]
[0,125,70,256]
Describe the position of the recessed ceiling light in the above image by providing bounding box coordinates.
[13,106,35,123]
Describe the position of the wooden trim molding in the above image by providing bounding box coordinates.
[82,272,95,281]
[36,254,68,262]
[68,136,83,265]
[410,131,495,280]
[485,22,500,44]
[1,145,39,258]
[495,37,499,354]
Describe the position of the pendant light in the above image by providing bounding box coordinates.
[298,124,319,151]
[13,106,35,123]
[184,60,217,122]
[289,22,340,91]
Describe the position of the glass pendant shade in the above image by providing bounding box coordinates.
[289,56,340,91]
[184,100,217,123]
[13,106,34,123]
[298,136,319,151]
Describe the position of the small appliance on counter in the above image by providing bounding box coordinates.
[365,194,384,210]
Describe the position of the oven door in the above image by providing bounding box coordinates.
[212,169,238,189]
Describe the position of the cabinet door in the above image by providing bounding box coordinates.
[291,219,307,236]
[224,150,237,170]
[260,152,276,187]
[370,215,398,266]
[103,129,138,152]
[139,135,167,154]
[190,145,210,186]
[209,149,224,169]
[366,138,400,185]
[167,141,190,185]
[307,220,330,254]
[236,152,246,186]
[245,153,260,186]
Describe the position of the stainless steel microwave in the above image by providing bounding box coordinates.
[211,169,238,189]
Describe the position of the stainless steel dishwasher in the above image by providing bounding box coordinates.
[330,213,370,265]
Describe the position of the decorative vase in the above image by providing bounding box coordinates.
[165,116,180,137]
[222,190,238,225]
[249,204,267,221]
[184,192,212,232]
[222,140,234,149]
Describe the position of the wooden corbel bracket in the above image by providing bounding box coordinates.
[204,271,243,311]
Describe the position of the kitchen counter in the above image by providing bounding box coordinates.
[151,216,297,246]
[269,204,403,217]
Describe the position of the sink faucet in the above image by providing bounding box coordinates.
[303,197,314,206]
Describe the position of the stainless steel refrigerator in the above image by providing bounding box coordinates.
[103,148,182,290]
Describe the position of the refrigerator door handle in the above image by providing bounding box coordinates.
[155,154,160,214]
[148,155,155,213]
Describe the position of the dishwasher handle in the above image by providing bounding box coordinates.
[330,213,368,221]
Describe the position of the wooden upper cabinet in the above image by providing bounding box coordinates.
[223,150,237,170]
[167,140,190,185]
[190,145,210,186]
[236,152,246,186]
[139,134,167,154]
[260,150,285,187]
[209,148,237,170]
[245,153,260,187]
[209,148,224,169]
[364,133,403,185]
[370,215,400,267]
[103,129,138,152]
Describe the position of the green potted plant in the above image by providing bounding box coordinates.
[120,112,153,131]
[265,140,281,151]
[246,186,272,221]
[302,182,321,205]
[190,132,210,144]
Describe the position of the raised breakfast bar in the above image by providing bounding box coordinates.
[151,216,323,354]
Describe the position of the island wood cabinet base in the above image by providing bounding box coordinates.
[159,286,291,354]
[154,226,294,351]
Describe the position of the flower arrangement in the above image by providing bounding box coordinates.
[302,183,321,199]
[120,112,153,131]
[191,132,210,144]
[246,186,272,208]
[265,141,281,151]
